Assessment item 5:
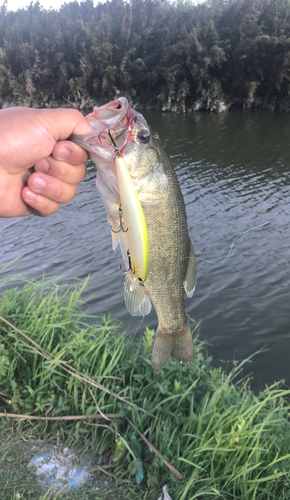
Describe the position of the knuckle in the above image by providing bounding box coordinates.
[69,143,88,164]
[57,182,77,203]
[38,199,61,217]
[56,163,67,182]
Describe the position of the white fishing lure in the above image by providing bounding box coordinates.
[115,154,149,284]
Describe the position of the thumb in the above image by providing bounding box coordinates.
[39,108,94,141]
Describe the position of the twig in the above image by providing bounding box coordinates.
[0,316,50,359]
[85,422,115,434]
[88,386,112,421]
[125,416,183,480]
[0,329,27,363]
[18,338,49,359]
[0,412,120,421]
[51,361,150,414]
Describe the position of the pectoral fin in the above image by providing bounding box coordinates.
[183,240,197,298]
[124,274,152,317]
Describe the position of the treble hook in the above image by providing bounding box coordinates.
[111,205,128,233]
[98,127,120,156]
[120,249,135,274]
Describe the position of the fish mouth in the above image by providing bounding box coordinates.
[87,97,129,131]
[76,97,135,157]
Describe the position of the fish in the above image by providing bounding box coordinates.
[71,98,197,373]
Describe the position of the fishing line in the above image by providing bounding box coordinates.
[131,315,145,339]
[196,208,290,265]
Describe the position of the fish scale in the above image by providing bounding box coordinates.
[139,148,196,373]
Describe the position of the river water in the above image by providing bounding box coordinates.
[1,108,290,388]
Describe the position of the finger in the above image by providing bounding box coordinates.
[27,172,78,204]
[0,172,32,218]
[35,157,87,185]
[51,140,88,165]
[22,187,61,217]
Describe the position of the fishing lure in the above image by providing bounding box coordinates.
[98,126,149,284]
[115,153,149,284]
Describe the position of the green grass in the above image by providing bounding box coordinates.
[1,277,290,499]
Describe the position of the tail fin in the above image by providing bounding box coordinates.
[151,320,194,374]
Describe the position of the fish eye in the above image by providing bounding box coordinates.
[138,130,150,144]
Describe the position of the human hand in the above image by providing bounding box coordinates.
[0,107,93,217]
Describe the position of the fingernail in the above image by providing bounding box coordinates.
[55,146,70,159]
[36,159,50,173]
[32,177,46,190]
[25,190,36,202]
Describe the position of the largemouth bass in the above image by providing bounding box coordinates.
[72,98,197,373]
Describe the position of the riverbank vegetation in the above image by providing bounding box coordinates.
[1,277,290,498]
[1,0,290,112]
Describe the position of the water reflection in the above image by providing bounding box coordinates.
[1,108,290,387]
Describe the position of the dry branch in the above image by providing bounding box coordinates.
[0,412,120,421]
[125,416,183,480]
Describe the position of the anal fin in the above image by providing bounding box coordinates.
[124,274,152,317]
